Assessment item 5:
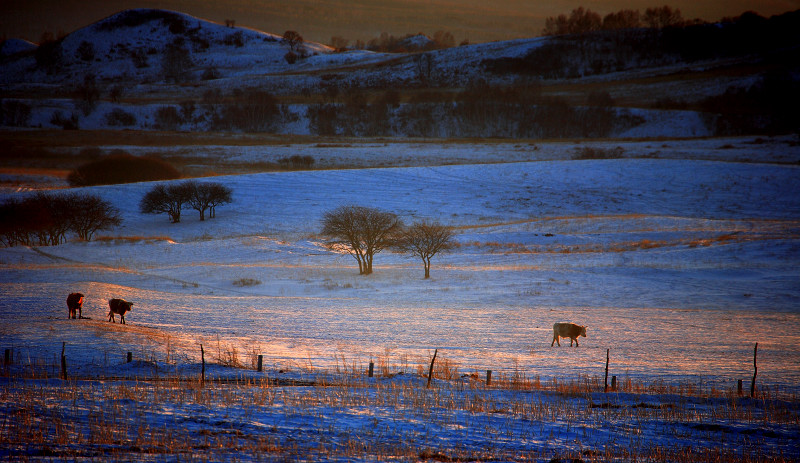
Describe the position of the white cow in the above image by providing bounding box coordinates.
[551,322,587,347]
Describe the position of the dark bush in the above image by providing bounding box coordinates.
[50,110,79,130]
[1,100,32,127]
[130,48,149,68]
[154,106,183,130]
[68,152,181,186]
[278,155,315,169]
[76,41,95,61]
[201,67,221,80]
[34,37,63,74]
[701,71,800,135]
[74,73,100,116]
[104,108,137,127]
[161,38,194,83]
[223,31,244,47]
[306,104,340,136]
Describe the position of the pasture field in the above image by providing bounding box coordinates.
[1,135,799,461]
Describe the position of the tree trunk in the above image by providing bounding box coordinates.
[424,258,431,279]
[365,254,373,275]
[354,252,365,274]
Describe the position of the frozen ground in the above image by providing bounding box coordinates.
[1,136,799,460]
[1,136,799,388]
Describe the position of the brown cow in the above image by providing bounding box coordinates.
[108,298,133,324]
[551,322,587,347]
[66,293,84,319]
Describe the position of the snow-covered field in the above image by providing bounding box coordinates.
[2,136,799,461]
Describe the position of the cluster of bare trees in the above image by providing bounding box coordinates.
[140,181,232,223]
[543,5,690,36]
[0,192,121,247]
[328,30,462,53]
[321,205,455,279]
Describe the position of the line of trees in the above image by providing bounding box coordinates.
[140,180,232,223]
[306,82,639,138]
[0,192,121,247]
[321,205,455,278]
[542,5,692,36]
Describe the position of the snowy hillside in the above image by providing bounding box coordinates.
[2,8,797,137]
[1,5,799,455]
[0,9,333,85]
[2,136,799,390]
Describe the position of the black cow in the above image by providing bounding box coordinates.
[108,298,133,324]
[66,293,84,319]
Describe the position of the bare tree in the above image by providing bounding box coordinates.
[140,183,191,223]
[321,205,402,275]
[67,193,121,240]
[643,5,684,29]
[543,7,602,35]
[185,181,232,220]
[330,36,349,51]
[396,220,455,279]
[602,9,641,30]
[0,192,120,246]
[282,30,304,52]
[206,183,232,218]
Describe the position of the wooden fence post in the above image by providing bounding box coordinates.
[427,349,438,389]
[127,352,132,363]
[60,342,67,380]
[738,379,743,396]
[257,355,263,372]
[486,370,492,387]
[368,362,374,378]
[604,349,610,393]
[750,343,758,398]
[200,344,205,386]
[4,349,10,366]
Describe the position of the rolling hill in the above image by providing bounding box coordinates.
[0,8,798,138]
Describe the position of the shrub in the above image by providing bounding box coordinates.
[1,100,32,127]
[573,146,625,160]
[76,41,95,61]
[278,155,315,169]
[74,73,100,116]
[154,106,183,130]
[130,48,149,68]
[201,67,221,80]
[68,152,181,186]
[109,84,125,102]
[50,110,79,130]
[223,31,244,47]
[104,108,137,127]
[161,38,194,83]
